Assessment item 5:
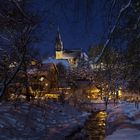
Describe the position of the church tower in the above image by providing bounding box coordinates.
[55,29,63,59]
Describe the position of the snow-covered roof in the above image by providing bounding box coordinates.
[43,57,70,68]
[81,52,89,61]
[27,68,38,74]
[63,50,81,59]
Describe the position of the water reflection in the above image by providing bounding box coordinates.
[85,111,107,140]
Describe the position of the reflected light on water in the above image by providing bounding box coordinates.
[85,111,107,140]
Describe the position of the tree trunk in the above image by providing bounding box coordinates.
[0,84,8,101]
[23,61,31,102]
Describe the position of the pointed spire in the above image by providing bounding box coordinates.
[57,25,61,41]
[55,26,63,51]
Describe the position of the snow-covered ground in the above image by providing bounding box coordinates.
[0,99,139,140]
[0,101,90,140]
[106,102,140,140]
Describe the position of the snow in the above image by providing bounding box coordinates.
[43,57,70,68]
[132,119,140,125]
[106,101,140,140]
[107,102,140,119]
[120,0,131,13]
[0,34,10,41]
[105,128,140,140]
[27,68,38,74]
[91,99,105,104]
[0,101,90,140]
[81,52,89,61]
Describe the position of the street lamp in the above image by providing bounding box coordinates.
[39,76,44,93]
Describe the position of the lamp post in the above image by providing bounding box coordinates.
[39,76,44,94]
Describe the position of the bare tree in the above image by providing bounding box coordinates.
[0,0,40,101]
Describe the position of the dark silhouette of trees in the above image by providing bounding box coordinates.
[0,0,41,101]
[125,39,140,94]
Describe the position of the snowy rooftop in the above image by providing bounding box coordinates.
[43,57,70,68]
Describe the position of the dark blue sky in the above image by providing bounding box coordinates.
[32,0,107,58]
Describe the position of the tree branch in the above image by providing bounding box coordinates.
[94,0,132,63]
[0,34,10,42]
[12,0,31,22]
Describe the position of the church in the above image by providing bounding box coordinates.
[55,30,87,67]
[43,30,88,68]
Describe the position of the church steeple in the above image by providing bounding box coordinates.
[55,28,63,59]
[55,28,63,51]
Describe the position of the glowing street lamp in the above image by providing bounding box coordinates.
[39,77,44,82]
[45,83,48,86]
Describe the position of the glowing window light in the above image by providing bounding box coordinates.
[45,83,48,86]
[39,77,44,81]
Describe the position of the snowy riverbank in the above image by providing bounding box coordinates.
[72,101,140,140]
[106,101,140,140]
[0,101,90,140]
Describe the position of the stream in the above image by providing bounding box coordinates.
[85,111,107,140]
[66,111,107,140]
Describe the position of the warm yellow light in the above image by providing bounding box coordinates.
[53,87,71,90]
[98,111,107,118]
[39,77,44,81]
[65,92,69,95]
[45,83,48,86]
[90,88,100,93]
[66,87,71,89]
[31,61,36,65]
[56,51,63,59]
[118,89,122,97]
[69,59,74,64]
[45,94,59,99]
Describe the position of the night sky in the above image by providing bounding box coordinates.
[32,0,107,58]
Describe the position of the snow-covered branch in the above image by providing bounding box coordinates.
[0,34,10,42]
[94,0,132,63]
